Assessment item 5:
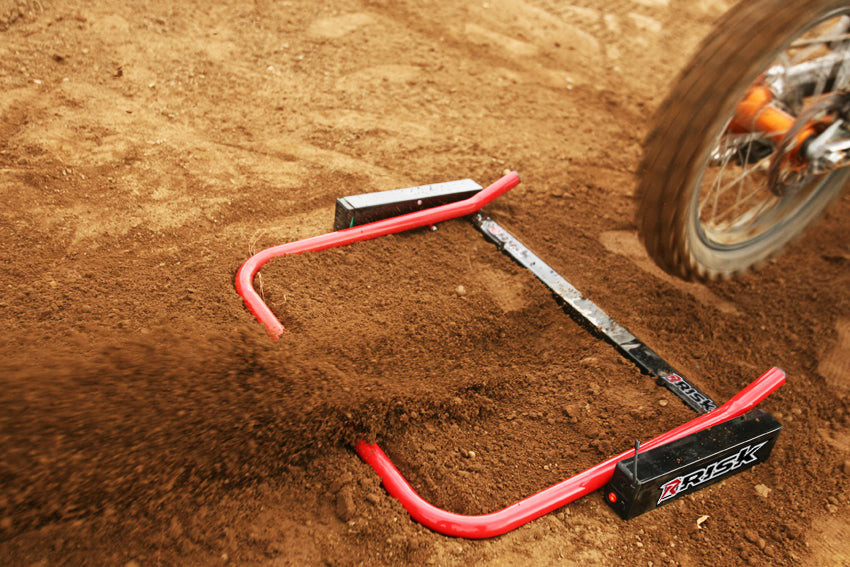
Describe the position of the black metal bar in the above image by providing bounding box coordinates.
[472,214,718,414]
[334,179,483,231]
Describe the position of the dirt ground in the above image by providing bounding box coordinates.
[1,0,849,565]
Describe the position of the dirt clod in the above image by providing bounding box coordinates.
[335,487,356,523]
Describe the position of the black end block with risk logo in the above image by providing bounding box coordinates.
[604,409,782,520]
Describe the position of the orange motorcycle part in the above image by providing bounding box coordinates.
[729,85,817,162]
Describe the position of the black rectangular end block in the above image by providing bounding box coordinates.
[604,409,782,520]
[333,179,483,231]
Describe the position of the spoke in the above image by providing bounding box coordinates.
[792,33,850,48]
[731,138,757,222]
[704,138,733,223]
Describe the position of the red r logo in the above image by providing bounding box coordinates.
[658,477,682,503]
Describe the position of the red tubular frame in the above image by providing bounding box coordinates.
[356,367,785,539]
[235,172,784,538]
[235,172,522,339]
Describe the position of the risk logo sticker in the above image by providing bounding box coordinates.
[661,374,717,412]
[657,442,768,504]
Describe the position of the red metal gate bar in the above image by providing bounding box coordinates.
[355,366,785,539]
[234,173,784,537]
[235,172,521,339]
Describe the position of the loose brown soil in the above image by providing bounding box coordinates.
[1,0,849,565]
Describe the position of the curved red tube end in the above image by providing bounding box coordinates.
[235,256,285,339]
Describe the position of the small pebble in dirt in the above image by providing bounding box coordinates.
[365,493,381,505]
[456,285,466,296]
[468,450,476,459]
[763,545,775,558]
[743,528,759,544]
[754,484,771,498]
[167,518,184,541]
[658,399,668,407]
[843,460,850,476]
[783,522,803,539]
